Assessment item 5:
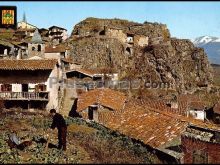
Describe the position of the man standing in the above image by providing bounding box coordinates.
[50,109,67,151]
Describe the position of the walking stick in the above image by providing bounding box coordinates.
[45,133,50,153]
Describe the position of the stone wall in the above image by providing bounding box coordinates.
[106,28,127,43]
[134,35,148,47]
[28,43,45,58]
[68,17,213,92]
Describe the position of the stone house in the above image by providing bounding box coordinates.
[13,28,36,40]
[44,45,69,60]
[163,94,212,121]
[65,68,103,81]
[17,21,37,29]
[134,34,149,47]
[61,59,81,71]
[76,97,220,163]
[186,101,209,121]
[0,40,21,59]
[102,26,149,48]
[182,124,220,164]
[76,88,126,122]
[27,29,45,59]
[65,68,119,91]
[0,59,59,111]
[48,26,68,44]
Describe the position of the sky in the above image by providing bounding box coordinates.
[1,1,220,40]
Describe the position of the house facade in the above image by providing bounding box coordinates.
[48,26,68,45]
[0,59,59,111]
[17,21,37,29]
[77,88,126,123]
[182,124,220,164]
[27,29,45,59]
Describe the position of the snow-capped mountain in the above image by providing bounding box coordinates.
[193,36,220,64]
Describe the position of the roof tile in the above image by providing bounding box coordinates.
[0,59,57,70]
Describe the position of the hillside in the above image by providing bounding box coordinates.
[0,109,163,164]
[68,17,213,93]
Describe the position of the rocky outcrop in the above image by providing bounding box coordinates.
[68,17,213,92]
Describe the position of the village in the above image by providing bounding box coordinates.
[1,7,220,164]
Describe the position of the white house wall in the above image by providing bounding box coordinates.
[195,111,206,121]
[12,84,22,92]
[45,65,59,111]
[189,110,205,121]
[17,21,37,29]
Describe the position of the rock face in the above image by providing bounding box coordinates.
[68,17,213,92]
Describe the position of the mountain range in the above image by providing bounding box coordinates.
[193,36,220,64]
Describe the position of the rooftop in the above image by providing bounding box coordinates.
[101,98,220,148]
[45,45,67,53]
[48,26,67,31]
[17,21,38,28]
[77,88,127,112]
[66,68,102,77]
[0,59,57,70]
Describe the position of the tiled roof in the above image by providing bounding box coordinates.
[0,59,57,70]
[77,88,127,112]
[48,26,67,31]
[45,45,66,53]
[0,40,14,47]
[159,94,208,116]
[102,99,220,148]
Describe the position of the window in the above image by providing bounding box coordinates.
[35,84,46,92]
[126,47,131,55]
[1,84,12,92]
[38,45,41,51]
[193,150,208,164]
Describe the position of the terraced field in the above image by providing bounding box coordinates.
[0,109,160,164]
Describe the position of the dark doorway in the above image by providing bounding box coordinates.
[126,47,131,55]
[99,30,105,35]
[22,84,28,92]
[69,98,82,118]
[88,106,93,120]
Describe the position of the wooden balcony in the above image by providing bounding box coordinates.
[0,92,49,101]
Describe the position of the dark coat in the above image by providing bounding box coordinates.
[51,113,67,130]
